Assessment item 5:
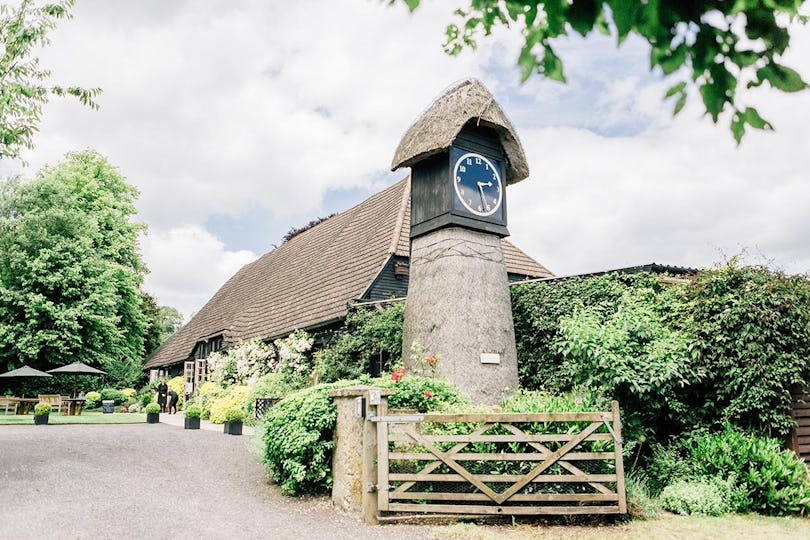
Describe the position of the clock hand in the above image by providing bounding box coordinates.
[476,181,493,209]
[477,184,487,207]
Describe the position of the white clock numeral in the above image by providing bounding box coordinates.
[496,185,500,192]
[492,172,497,180]
[459,166,466,173]
[456,176,461,183]
[486,204,491,211]
[475,157,482,165]
[466,158,471,165]
[468,199,473,205]
[492,198,498,205]
[485,163,489,170]
[477,205,482,212]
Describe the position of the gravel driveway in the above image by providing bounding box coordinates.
[0,423,433,540]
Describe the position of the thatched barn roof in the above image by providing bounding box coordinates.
[391,78,529,184]
[143,177,552,370]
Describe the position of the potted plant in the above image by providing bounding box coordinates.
[34,402,52,425]
[144,402,160,424]
[223,407,245,435]
[184,405,202,430]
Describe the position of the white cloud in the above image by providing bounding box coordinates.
[139,226,256,319]
[4,1,810,315]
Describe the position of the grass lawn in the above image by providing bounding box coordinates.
[434,513,810,539]
[0,411,145,424]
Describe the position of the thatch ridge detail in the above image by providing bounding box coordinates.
[390,78,529,184]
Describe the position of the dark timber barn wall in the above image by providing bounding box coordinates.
[790,386,810,463]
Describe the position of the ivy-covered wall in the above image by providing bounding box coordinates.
[511,263,810,440]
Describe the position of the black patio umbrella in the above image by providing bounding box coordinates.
[47,362,106,397]
[0,365,52,397]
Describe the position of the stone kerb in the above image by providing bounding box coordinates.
[329,385,394,523]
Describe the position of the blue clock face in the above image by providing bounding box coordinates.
[452,151,503,217]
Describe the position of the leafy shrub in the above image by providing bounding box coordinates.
[556,287,703,441]
[195,381,224,419]
[625,473,659,520]
[274,330,314,376]
[100,388,127,405]
[646,443,692,496]
[198,381,223,397]
[121,388,136,399]
[511,273,652,391]
[501,388,611,414]
[208,338,277,386]
[246,372,306,417]
[225,408,246,422]
[314,302,405,382]
[683,426,810,515]
[34,402,52,416]
[376,374,469,412]
[208,385,250,424]
[144,403,160,414]
[263,380,360,495]
[674,263,810,436]
[661,480,729,516]
[84,391,101,409]
[184,405,201,419]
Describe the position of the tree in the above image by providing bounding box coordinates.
[398,0,809,142]
[0,150,146,386]
[0,0,100,163]
[142,292,184,356]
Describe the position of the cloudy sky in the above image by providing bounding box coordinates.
[4,0,810,318]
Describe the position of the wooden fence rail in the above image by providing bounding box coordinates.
[374,400,626,516]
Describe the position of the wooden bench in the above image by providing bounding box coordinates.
[0,397,18,414]
[38,394,64,414]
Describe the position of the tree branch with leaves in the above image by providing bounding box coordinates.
[396,0,809,143]
[0,0,100,163]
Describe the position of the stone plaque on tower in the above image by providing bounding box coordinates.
[391,79,529,404]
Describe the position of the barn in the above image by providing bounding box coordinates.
[142,177,552,389]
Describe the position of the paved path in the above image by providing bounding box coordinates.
[0,423,432,540]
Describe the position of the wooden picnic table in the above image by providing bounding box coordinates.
[61,397,86,416]
[12,397,38,415]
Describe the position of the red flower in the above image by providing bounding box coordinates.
[425,354,439,367]
[391,368,405,382]
[424,390,433,398]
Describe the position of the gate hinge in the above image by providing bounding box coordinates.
[368,483,392,492]
[602,415,623,444]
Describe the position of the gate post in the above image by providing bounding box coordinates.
[329,385,393,524]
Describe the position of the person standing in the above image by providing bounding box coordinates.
[157,378,168,413]
[167,389,179,414]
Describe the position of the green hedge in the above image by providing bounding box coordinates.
[313,302,404,382]
[512,263,810,440]
[650,426,810,516]
[262,375,467,496]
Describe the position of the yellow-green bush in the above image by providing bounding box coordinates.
[121,388,136,399]
[195,381,224,419]
[198,381,223,397]
[209,386,250,424]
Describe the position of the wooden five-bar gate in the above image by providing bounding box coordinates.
[371,401,626,517]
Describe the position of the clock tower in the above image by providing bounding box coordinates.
[391,79,529,404]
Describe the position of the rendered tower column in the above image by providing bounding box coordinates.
[402,227,518,404]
